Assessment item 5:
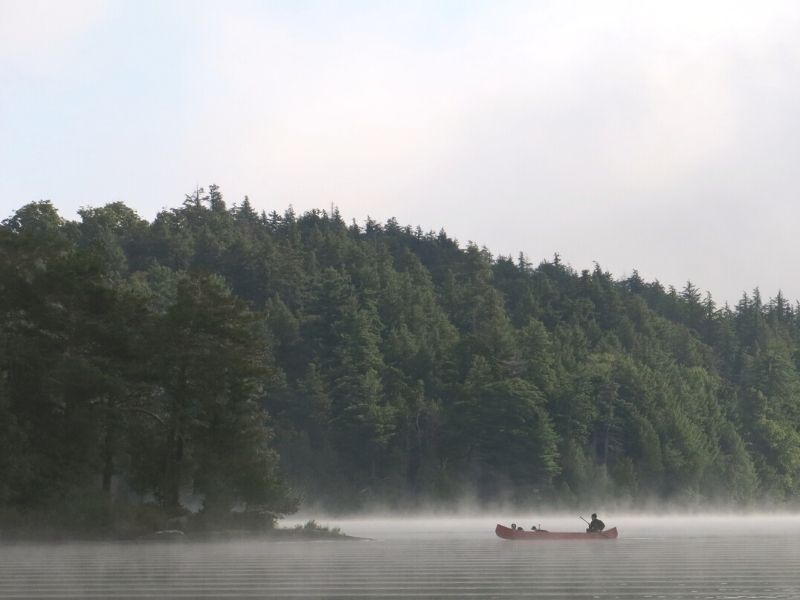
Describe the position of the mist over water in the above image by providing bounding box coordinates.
[2,515,799,599]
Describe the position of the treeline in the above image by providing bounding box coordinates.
[2,187,800,532]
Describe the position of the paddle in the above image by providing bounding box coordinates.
[580,516,595,532]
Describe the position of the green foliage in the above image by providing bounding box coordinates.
[4,188,800,530]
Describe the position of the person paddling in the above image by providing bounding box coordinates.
[585,513,605,533]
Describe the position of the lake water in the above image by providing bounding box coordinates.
[1,515,800,598]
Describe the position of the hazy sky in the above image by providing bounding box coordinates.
[3,0,800,304]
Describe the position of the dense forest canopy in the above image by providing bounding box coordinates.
[2,187,800,533]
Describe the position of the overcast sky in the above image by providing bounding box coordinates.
[2,0,800,304]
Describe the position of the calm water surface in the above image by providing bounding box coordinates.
[1,516,799,599]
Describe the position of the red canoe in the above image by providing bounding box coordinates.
[495,524,618,540]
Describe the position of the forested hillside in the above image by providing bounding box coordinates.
[2,187,800,533]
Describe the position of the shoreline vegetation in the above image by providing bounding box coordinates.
[137,519,361,542]
[4,187,800,539]
[0,508,356,542]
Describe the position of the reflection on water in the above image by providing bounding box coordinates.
[1,516,800,599]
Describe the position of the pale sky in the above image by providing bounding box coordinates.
[2,0,800,304]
